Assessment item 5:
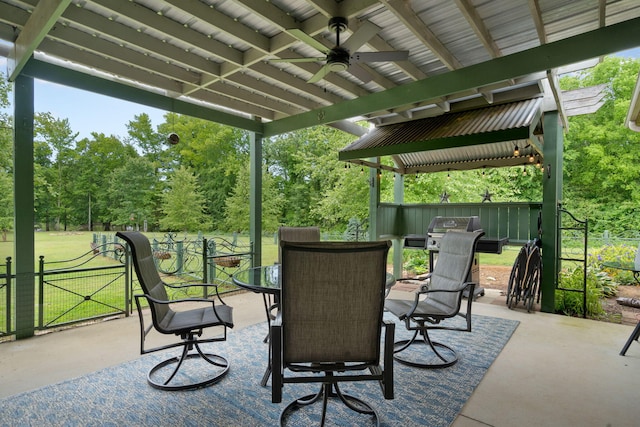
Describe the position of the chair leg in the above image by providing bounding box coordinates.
[279,374,380,427]
[393,326,458,369]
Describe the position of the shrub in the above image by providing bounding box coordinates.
[403,250,429,276]
[555,266,605,318]
[589,244,637,286]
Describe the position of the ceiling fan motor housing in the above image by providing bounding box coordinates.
[327,47,350,71]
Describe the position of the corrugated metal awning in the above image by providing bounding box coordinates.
[339,98,545,174]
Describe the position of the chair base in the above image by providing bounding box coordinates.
[280,382,379,427]
[148,352,229,391]
[393,338,458,369]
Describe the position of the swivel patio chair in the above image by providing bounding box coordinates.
[277,226,321,262]
[263,226,321,341]
[116,231,233,391]
[385,230,484,368]
[272,240,394,426]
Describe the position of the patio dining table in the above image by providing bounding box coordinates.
[232,264,396,386]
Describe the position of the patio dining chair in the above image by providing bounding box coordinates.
[261,226,321,342]
[116,231,233,391]
[385,230,484,368]
[271,240,394,426]
[277,226,321,262]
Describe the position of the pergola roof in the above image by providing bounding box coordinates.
[1,1,640,141]
[339,97,544,174]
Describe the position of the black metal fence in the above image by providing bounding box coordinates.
[0,257,12,337]
[1,233,254,339]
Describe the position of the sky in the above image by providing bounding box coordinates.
[1,47,640,141]
[0,56,167,141]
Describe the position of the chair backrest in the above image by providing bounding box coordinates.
[116,231,171,323]
[280,240,391,365]
[428,230,485,311]
[277,226,320,262]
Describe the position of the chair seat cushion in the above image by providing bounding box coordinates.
[160,304,233,333]
[385,298,456,320]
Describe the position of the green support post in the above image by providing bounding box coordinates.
[540,111,563,313]
[250,127,263,267]
[368,161,380,242]
[392,171,404,278]
[13,74,35,339]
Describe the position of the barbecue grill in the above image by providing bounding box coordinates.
[426,216,482,251]
[403,216,509,299]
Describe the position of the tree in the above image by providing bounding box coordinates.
[106,156,157,230]
[0,73,12,237]
[72,133,139,230]
[561,56,640,233]
[265,126,362,229]
[34,113,79,230]
[159,166,210,232]
[126,113,163,161]
[224,163,282,233]
[162,114,249,229]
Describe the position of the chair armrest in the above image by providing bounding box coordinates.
[164,282,229,305]
[400,281,476,318]
[416,272,432,281]
[142,294,218,306]
[272,311,282,328]
[417,281,476,296]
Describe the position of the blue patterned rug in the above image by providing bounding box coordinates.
[0,314,518,426]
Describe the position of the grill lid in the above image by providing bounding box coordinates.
[427,216,482,234]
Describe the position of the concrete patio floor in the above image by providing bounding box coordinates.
[1,287,639,426]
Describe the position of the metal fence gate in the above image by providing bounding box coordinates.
[556,208,588,318]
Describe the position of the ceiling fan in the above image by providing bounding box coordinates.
[271,17,409,84]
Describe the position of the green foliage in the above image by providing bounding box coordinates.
[159,166,211,232]
[589,243,638,286]
[160,114,248,229]
[223,163,282,233]
[403,250,429,276]
[555,267,605,318]
[107,156,157,228]
[561,56,640,234]
[265,126,368,229]
[2,55,640,236]
[0,78,12,233]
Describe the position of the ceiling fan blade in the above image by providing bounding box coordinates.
[351,51,409,63]
[287,29,329,54]
[342,20,380,52]
[347,64,373,83]
[308,64,331,83]
[270,57,325,63]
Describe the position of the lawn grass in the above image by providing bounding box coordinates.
[1,231,521,269]
[1,231,522,332]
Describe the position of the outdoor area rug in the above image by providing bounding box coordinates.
[0,314,518,426]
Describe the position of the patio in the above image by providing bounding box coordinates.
[1,286,638,426]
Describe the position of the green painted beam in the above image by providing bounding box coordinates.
[339,127,532,160]
[8,0,71,81]
[264,17,640,137]
[20,59,264,133]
